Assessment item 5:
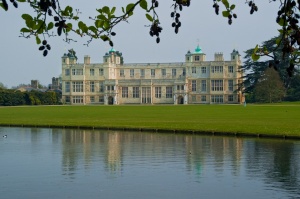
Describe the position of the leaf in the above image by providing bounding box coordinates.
[254,44,259,53]
[103,21,110,30]
[222,10,229,17]
[36,36,41,45]
[20,27,31,32]
[222,0,229,8]
[263,46,268,54]
[251,53,260,61]
[278,18,286,26]
[78,21,88,33]
[34,20,45,33]
[21,14,33,21]
[230,4,235,10]
[111,7,116,14]
[251,44,260,61]
[100,35,109,41]
[102,6,110,15]
[17,0,26,2]
[20,28,31,32]
[97,14,107,21]
[275,37,281,45]
[65,6,73,14]
[66,23,72,32]
[139,0,148,10]
[126,3,135,13]
[0,1,8,11]
[145,13,153,22]
[88,26,97,33]
[47,22,54,30]
[95,20,104,28]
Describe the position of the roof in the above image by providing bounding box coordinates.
[194,45,203,54]
[109,48,116,53]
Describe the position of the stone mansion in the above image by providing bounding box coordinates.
[61,45,243,105]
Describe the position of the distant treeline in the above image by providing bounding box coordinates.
[0,89,61,106]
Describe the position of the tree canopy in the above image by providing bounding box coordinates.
[242,36,300,102]
[0,0,300,73]
[254,67,286,103]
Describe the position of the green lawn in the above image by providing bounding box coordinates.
[0,104,300,137]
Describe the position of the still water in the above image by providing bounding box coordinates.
[0,127,300,199]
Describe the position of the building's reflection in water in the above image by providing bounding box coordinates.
[106,132,122,174]
[57,128,300,196]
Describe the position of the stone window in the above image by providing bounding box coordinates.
[122,87,128,98]
[140,69,145,77]
[166,87,173,98]
[161,69,166,77]
[65,69,70,76]
[151,69,155,77]
[211,66,223,73]
[90,69,94,76]
[228,80,234,91]
[99,96,104,102]
[201,80,207,92]
[130,69,134,77]
[192,80,197,92]
[172,69,176,77]
[72,96,83,104]
[192,67,196,74]
[72,81,83,92]
[229,66,234,73]
[65,96,70,103]
[90,81,95,92]
[99,82,104,92]
[211,80,223,91]
[133,87,139,98]
[90,96,95,103]
[155,87,162,98]
[65,82,70,92]
[72,69,83,75]
[120,69,125,77]
[99,68,104,76]
[211,95,224,103]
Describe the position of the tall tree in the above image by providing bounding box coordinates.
[242,36,300,102]
[285,74,300,101]
[0,82,6,89]
[254,67,286,103]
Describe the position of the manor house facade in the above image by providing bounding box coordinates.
[61,46,243,105]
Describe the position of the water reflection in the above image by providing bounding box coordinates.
[1,127,300,199]
[58,129,300,197]
[245,139,300,197]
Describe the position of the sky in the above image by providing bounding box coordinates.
[0,0,280,88]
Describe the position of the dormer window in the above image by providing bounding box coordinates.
[194,56,200,61]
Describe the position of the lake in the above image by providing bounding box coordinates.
[0,127,300,199]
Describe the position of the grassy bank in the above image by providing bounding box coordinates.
[0,104,300,137]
